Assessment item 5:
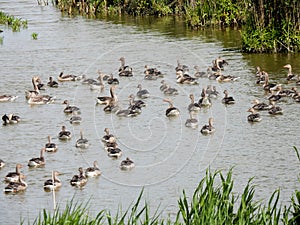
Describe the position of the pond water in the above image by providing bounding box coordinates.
[0,1,299,223]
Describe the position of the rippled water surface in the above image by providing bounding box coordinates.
[0,1,299,223]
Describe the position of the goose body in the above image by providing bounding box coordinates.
[70,167,87,187]
[63,100,81,114]
[5,164,23,183]
[163,85,179,95]
[107,147,123,158]
[176,71,198,85]
[118,57,133,77]
[45,136,58,152]
[47,76,59,88]
[96,86,117,105]
[69,112,82,125]
[4,175,27,193]
[164,99,180,117]
[107,74,119,85]
[185,112,198,128]
[268,102,283,115]
[28,148,45,167]
[283,64,297,81]
[101,128,115,143]
[58,72,80,82]
[200,118,216,135]
[120,157,135,170]
[75,130,89,148]
[85,161,101,177]
[43,171,61,191]
[198,88,212,107]
[0,159,5,168]
[188,94,201,112]
[193,65,207,78]
[222,90,235,104]
[0,95,18,102]
[251,99,271,111]
[2,114,20,125]
[247,108,262,122]
[136,84,150,98]
[58,125,71,140]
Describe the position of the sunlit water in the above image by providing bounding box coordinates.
[0,1,299,223]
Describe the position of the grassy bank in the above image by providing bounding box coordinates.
[27,147,299,225]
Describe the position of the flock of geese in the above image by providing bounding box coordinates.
[1,56,299,193]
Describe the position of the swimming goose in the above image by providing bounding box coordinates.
[96,85,117,105]
[207,67,221,80]
[255,66,263,77]
[216,73,240,82]
[58,125,71,140]
[63,100,81,114]
[212,56,228,71]
[163,85,179,95]
[268,101,283,115]
[81,75,97,85]
[128,94,146,108]
[107,147,123,159]
[57,72,80,82]
[45,135,58,152]
[283,64,297,81]
[75,130,89,149]
[128,96,142,114]
[144,69,158,80]
[176,70,198,85]
[69,111,82,125]
[85,160,101,177]
[43,171,61,191]
[118,57,133,77]
[268,89,282,101]
[36,77,46,90]
[198,88,212,107]
[2,114,20,125]
[262,72,277,91]
[4,174,27,193]
[120,157,135,170]
[175,60,189,73]
[206,85,219,99]
[222,90,235,104]
[201,117,216,135]
[90,72,105,92]
[27,94,55,105]
[164,98,180,117]
[188,94,201,112]
[136,84,150,98]
[101,128,115,143]
[193,65,207,78]
[0,159,5,168]
[28,148,45,167]
[247,108,262,122]
[0,95,18,102]
[251,99,271,111]
[107,73,119,85]
[25,76,40,99]
[47,76,59,88]
[144,65,162,77]
[185,112,198,128]
[104,136,118,151]
[70,167,87,187]
[5,164,23,183]
[115,106,137,117]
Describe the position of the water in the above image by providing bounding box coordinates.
[0,1,299,223]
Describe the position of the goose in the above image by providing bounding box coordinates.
[101,128,115,143]
[107,147,123,159]
[136,84,150,98]
[255,66,263,77]
[185,112,198,128]
[163,85,179,95]
[97,70,110,81]
[251,99,271,110]
[115,107,137,117]
[104,136,118,151]
[103,100,119,113]
[57,72,80,82]
[206,85,219,98]
[164,99,180,117]
[212,56,228,71]
[144,69,158,80]
[128,94,146,108]
[75,130,89,149]
[268,90,282,101]
[45,136,58,152]
[175,60,189,73]
[58,125,71,140]
[28,148,45,167]
[283,64,297,81]
[47,76,59,88]
[25,76,40,99]
[200,117,216,135]
[0,159,5,168]
[27,95,55,105]
[43,171,62,191]
[188,94,201,112]
[2,114,20,125]
[176,70,198,85]
[262,72,276,91]
[81,75,97,85]
[85,161,101,177]
[4,164,23,183]
[118,57,133,77]
[144,65,162,77]
[107,73,119,85]
[268,101,283,115]
[216,73,240,82]
[198,88,212,107]
[222,90,235,104]
[4,174,27,193]
[96,85,117,105]
[120,157,135,170]
[128,96,142,114]
[90,72,105,92]
[70,167,87,187]
[247,108,262,122]
[0,95,18,102]
[207,67,221,80]
[36,77,46,90]
[193,65,207,78]
[69,111,82,125]
[63,100,81,114]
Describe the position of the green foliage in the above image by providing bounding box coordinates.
[31,32,38,40]
[0,11,28,32]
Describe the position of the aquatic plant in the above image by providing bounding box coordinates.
[0,11,28,32]
[31,32,38,40]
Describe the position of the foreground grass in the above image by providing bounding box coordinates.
[27,147,300,225]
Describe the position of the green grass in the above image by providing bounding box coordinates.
[0,11,27,32]
[27,147,300,224]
